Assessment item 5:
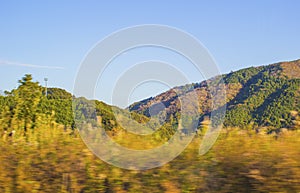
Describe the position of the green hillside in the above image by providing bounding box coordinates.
[1,60,300,138]
[1,60,300,139]
[129,59,300,133]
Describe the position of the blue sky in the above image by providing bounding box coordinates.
[0,1,300,106]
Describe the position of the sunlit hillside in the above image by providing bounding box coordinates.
[0,59,300,192]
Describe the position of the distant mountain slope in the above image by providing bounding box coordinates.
[1,59,299,137]
[45,87,73,99]
[129,59,300,132]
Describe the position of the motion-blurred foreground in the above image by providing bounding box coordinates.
[1,59,300,192]
[1,126,299,192]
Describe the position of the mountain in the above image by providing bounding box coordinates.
[129,59,300,133]
[0,59,299,137]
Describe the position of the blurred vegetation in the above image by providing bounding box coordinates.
[0,123,299,192]
[0,58,300,193]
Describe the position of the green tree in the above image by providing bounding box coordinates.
[12,74,42,133]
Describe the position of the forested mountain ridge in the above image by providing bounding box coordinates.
[0,59,299,137]
[129,59,300,132]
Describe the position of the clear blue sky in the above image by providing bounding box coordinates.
[1,1,300,106]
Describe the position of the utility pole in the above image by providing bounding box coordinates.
[44,78,48,97]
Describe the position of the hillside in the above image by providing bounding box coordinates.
[0,60,299,192]
[0,76,172,145]
[1,59,299,137]
[129,59,300,133]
